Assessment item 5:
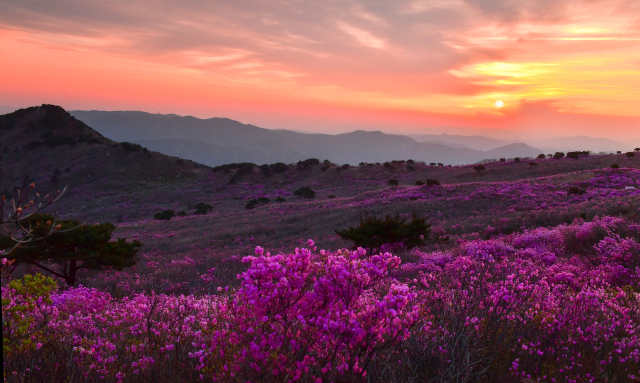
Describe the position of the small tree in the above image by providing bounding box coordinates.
[529,161,538,169]
[294,187,315,199]
[553,152,565,159]
[635,148,640,152]
[388,179,399,188]
[415,180,425,186]
[566,152,580,160]
[536,154,545,160]
[473,165,486,173]
[611,164,620,169]
[626,152,636,158]
[1,214,142,286]
[499,158,506,162]
[154,210,175,221]
[514,157,521,163]
[336,212,431,254]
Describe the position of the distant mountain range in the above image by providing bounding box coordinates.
[409,133,638,154]
[70,111,544,166]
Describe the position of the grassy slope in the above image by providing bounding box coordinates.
[3,105,640,292]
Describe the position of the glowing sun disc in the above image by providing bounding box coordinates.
[495,100,504,108]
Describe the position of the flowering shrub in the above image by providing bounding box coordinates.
[3,217,640,382]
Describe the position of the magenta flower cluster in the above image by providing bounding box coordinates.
[3,216,640,382]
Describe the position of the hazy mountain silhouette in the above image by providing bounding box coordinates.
[406,133,511,151]
[528,136,634,153]
[70,110,544,166]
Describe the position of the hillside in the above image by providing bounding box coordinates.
[4,105,640,383]
[0,105,210,210]
[70,110,545,166]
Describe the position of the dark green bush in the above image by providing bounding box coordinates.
[426,179,441,186]
[2,214,142,286]
[567,186,586,195]
[626,152,636,158]
[193,202,213,215]
[554,152,565,159]
[297,158,320,169]
[270,162,289,173]
[121,142,142,152]
[294,187,316,199]
[415,180,425,186]
[154,210,175,222]
[388,179,399,187]
[473,165,486,172]
[336,212,431,253]
[245,198,270,210]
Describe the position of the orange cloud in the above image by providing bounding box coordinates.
[0,0,639,140]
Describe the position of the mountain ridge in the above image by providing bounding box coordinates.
[70,110,544,166]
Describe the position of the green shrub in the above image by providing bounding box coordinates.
[567,186,586,195]
[245,198,270,210]
[154,209,175,221]
[426,179,441,186]
[536,154,546,159]
[294,187,316,199]
[2,214,141,286]
[473,165,486,172]
[554,152,565,159]
[270,162,289,173]
[193,202,213,215]
[336,212,431,253]
[611,164,620,169]
[297,158,320,169]
[626,152,635,158]
[120,142,142,152]
[415,180,425,186]
[2,273,57,355]
[388,179,399,187]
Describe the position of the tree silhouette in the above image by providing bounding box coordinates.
[336,212,431,254]
[1,214,142,286]
[388,179,399,188]
[473,165,486,173]
[294,187,316,199]
[154,210,175,221]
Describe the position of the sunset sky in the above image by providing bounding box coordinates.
[1,0,639,140]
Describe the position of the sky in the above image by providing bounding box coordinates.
[1,0,639,141]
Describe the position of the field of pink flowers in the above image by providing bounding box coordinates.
[4,214,639,382]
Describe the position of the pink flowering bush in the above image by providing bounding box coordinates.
[3,217,640,382]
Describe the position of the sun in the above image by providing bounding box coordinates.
[495,100,504,108]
